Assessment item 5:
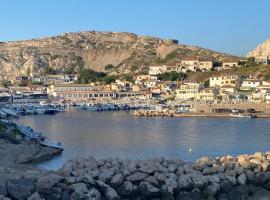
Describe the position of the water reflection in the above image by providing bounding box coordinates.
[13,110,270,170]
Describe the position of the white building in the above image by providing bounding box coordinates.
[175,82,203,100]
[209,75,239,88]
[198,61,213,71]
[149,65,168,75]
[222,60,239,69]
[255,56,270,65]
[240,79,261,91]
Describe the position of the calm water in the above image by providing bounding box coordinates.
[13,109,270,170]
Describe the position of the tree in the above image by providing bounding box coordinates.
[246,57,256,67]
[102,76,116,84]
[105,64,114,72]
[64,66,75,74]
[43,66,55,75]
[123,75,134,83]
[158,71,186,81]
[2,80,9,88]
[77,69,106,84]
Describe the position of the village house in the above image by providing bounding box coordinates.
[135,75,158,86]
[149,65,168,75]
[157,81,177,93]
[175,82,203,100]
[198,88,218,101]
[220,85,236,94]
[198,60,213,71]
[179,58,213,72]
[240,79,261,91]
[255,56,270,65]
[209,74,240,88]
[132,84,145,92]
[222,59,239,69]
[179,58,199,72]
[12,75,29,85]
[31,74,47,84]
[42,74,78,85]
[115,80,132,91]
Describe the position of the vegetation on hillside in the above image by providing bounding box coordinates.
[158,71,186,81]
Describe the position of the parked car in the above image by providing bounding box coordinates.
[247,108,256,113]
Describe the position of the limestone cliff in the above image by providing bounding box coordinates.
[0,31,236,77]
[247,38,270,57]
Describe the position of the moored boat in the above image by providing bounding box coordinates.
[229,113,256,118]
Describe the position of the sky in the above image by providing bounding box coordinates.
[1,0,270,56]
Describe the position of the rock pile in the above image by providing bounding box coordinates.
[133,110,175,117]
[2,152,270,199]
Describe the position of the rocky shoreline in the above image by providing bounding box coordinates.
[2,119,270,199]
[1,152,270,199]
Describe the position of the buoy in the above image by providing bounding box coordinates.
[189,148,192,154]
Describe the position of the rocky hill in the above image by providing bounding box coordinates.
[0,31,237,77]
[247,38,270,57]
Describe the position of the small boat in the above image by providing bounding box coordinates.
[0,110,7,118]
[40,140,64,151]
[1,108,18,118]
[229,113,256,118]
[45,109,57,114]
[35,107,46,114]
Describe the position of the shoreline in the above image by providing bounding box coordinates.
[2,119,270,199]
[132,111,270,118]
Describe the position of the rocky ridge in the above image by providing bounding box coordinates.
[0,31,236,77]
[2,152,270,199]
[247,38,270,57]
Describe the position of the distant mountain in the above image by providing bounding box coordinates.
[247,38,270,57]
[0,31,238,77]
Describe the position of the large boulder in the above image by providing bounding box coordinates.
[110,173,124,188]
[237,155,251,169]
[177,175,193,190]
[139,181,160,197]
[70,183,88,194]
[227,185,249,200]
[7,178,35,200]
[96,181,119,200]
[36,174,63,191]
[253,189,270,200]
[88,188,101,200]
[237,173,247,185]
[27,192,43,200]
[117,181,134,196]
[126,172,148,182]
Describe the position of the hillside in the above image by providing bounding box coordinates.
[247,38,270,57]
[0,31,238,77]
[185,64,270,83]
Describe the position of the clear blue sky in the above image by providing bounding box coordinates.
[1,0,270,56]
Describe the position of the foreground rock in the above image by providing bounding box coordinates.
[2,152,270,199]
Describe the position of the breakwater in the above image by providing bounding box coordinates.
[2,152,270,199]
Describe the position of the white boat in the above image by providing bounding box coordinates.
[0,110,7,118]
[1,108,18,117]
[40,140,64,150]
[35,107,46,114]
[26,107,35,115]
[229,113,256,118]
